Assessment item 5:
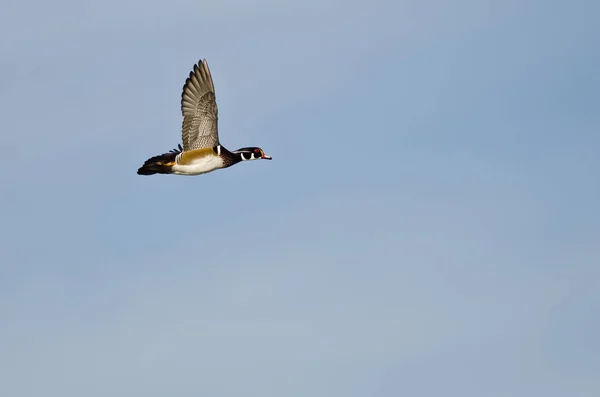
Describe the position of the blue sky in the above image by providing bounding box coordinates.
[1,0,598,396]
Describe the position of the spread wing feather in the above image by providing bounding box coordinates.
[181,59,219,150]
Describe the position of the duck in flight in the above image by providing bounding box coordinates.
[137,59,272,176]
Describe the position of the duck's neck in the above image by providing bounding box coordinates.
[219,146,245,167]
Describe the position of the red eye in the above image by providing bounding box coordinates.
[255,149,261,153]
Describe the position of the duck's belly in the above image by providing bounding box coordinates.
[171,155,224,175]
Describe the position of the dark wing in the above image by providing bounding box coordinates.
[180,59,219,150]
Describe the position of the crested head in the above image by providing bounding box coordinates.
[233,147,272,161]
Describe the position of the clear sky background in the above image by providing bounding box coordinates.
[1,0,598,396]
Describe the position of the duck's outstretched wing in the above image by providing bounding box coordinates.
[180,59,219,150]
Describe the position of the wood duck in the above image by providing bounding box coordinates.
[137,59,272,176]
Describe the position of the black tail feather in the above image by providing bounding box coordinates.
[137,145,181,175]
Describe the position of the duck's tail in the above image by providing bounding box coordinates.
[137,145,182,175]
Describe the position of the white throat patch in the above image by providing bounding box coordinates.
[240,152,259,161]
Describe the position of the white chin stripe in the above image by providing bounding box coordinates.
[240,152,259,161]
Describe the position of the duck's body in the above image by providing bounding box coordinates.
[172,147,225,176]
[137,59,271,176]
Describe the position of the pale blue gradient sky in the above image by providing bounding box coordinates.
[1,0,599,396]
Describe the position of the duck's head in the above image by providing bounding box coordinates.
[234,147,272,161]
